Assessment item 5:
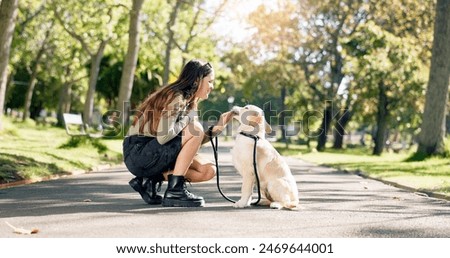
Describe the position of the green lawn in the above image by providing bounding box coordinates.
[2,116,449,198]
[273,141,450,197]
[0,117,123,185]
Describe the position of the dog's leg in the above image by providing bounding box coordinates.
[254,190,271,206]
[267,179,299,210]
[233,177,254,208]
[257,198,271,206]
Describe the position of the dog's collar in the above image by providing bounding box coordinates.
[239,131,260,140]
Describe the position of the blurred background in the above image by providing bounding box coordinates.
[0,0,448,191]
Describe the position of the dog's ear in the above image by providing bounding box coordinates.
[265,120,272,134]
[247,115,262,125]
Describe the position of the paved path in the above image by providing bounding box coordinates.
[1,143,449,237]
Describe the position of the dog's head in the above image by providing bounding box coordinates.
[232,105,272,137]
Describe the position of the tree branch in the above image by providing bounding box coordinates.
[17,0,46,35]
[300,59,325,100]
[53,8,93,56]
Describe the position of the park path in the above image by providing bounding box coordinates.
[0,142,449,237]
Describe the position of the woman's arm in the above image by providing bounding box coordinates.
[156,95,189,145]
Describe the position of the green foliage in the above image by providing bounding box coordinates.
[405,151,431,162]
[0,153,63,184]
[96,55,123,107]
[408,137,450,161]
[1,0,440,157]
[289,142,450,195]
[58,136,108,154]
[0,117,122,184]
[445,137,450,158]
[342,20,428,136]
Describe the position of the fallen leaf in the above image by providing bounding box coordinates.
[5,221,39,235]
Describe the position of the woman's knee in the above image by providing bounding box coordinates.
[201,164,216,181]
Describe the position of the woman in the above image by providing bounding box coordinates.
[123,60,234,207]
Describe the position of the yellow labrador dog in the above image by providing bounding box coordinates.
[230,105,299,210]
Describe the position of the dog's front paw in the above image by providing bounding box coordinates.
[233,200,250,208]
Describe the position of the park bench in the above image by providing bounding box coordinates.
[62,113,102,138]
[385,140,407,153]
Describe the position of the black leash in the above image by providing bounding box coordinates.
[208,127,261,205]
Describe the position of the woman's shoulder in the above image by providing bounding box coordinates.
[168,93,187,109]
[172,93,185,102]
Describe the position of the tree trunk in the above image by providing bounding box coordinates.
[83,42,107,124]
[23,29,50,121]
[53,9,110,125]
[316,103,332,152]
[57,66,72,127]
[417,0,450,156]
[279,85,287,146]
[56,79,72,127]
[304,119,311,149]
[117,0,144,127]
[373,82,389,155]
[23,71,39,122]
[332,107,352,149]
[0,0,19,130]
[163,0,182,85]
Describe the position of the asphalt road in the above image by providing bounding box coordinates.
[1,144,449,238]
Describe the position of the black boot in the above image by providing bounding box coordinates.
[129,176,163,205]
[162,175,205,207]
[145,175,164,204]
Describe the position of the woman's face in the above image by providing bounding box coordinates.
[195,69,215,100]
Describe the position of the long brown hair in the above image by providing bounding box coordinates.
[133,59,213,134]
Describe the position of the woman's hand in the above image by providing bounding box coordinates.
[202,111,236,144]
[217,111,234,128]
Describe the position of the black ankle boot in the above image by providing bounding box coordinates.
[162,175,204,207]
[145,175,164,204]
[129,176,163,205]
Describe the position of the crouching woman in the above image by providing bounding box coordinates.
[123,60,233,207]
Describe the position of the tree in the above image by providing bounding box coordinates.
[22,21,53,121]
[52,0,127,124]
[296,0,367,151]
[246,2,303,145]
[176,0,227,66]
[417,0,450,156]
[343,22,426,155]
[11,1,53,122]
[149,0,226,86]
[162,0,182,85]
[117,0,145,125]
[349,0,434,152]
[6,0,90,126]
[0,0,19,130]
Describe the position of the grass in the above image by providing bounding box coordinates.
[1,116,448,198]
[0,117,123,185]
[273,141,450,197]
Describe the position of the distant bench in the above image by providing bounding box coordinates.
[63,113,102,138]
[386,140,409,153]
